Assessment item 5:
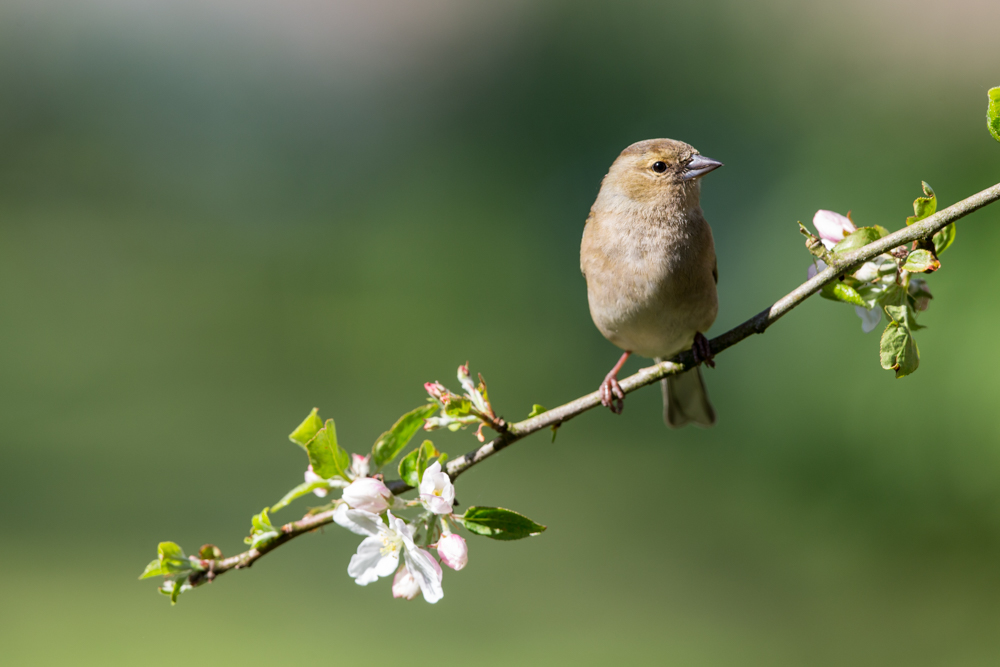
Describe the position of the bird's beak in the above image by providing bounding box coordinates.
[682,155,723,181]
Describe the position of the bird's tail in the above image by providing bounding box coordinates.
[656,361,716,428]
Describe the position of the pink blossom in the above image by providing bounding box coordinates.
[436,534,468,571]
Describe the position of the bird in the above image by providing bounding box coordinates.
[580,138,722,427]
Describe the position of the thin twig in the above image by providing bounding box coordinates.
[202,180,1000,580]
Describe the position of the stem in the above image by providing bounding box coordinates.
[196,180,1000,582]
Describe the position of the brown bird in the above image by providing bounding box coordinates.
[580,138,722,427]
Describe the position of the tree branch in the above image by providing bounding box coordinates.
[197,180,1000,582]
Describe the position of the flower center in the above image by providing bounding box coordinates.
[380,530,403,556]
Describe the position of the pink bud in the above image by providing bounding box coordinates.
[425,382,446,401]
[436,534,468,570]
[350,454,370,479]
[813,210,856,245]
[341,477,393,514]
[392,565,421,600]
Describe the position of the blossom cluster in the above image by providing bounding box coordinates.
[326,461,467,603]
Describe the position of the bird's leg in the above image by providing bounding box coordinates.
[599,351,631,414]
[692,332,715,368]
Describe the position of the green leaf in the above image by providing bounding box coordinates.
[832,227,884,253]
[139,559,165,579]
[371,404,438,471]
[398,440,440,487]
[988,86,1000,143]
[879,321,920,378]
[459,506,547,541]
[246,508,281,549]
[901,249,940,273]
[820,281,866,307]
[527,404,547,418]
[443,397,472,418]
[906,181,937,226]
[305,419,350,480]
[933,223,956,255]
[270,480,330,513]
[139,542,191,579]
[289,408,323,449]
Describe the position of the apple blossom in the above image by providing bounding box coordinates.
[419,461,455,514]
[436,533,468,571]
[342,477,393,514]
[392,565,421,600]
[813,210,856,248]
[333,506,444,602]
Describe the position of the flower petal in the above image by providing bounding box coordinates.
[421,494,453,515]
[333,505,383,536]
[392,565,421,600]
[404,547,444,604]
[855,305,882,333]
[348,536,397,585]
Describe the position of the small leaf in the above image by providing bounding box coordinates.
[459,506,547,541]
[372,404,438,471]
[248,508,281,549]
[444,397,472,418]
[906,181,937,226]
[832,227,884,253]
[820,281,866,306]
[901,249,940,273]
[988,86,1000,143]
[270,480,330,513]
[305,419,350,480]
[398,440,440,487]
[528,404,547,418]
[140,542,191,579]
[289,408,323,449]
[879,321,920,378]
[139,559,165,579]
[933,223,956,255]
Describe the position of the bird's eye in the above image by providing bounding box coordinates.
[652,161,667,173]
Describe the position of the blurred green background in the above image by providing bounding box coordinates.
[2,1,1000,664]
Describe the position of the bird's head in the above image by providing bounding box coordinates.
[601,138,723,209]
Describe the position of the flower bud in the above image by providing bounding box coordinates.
[342,477,393,514]
[304,465,329,498]
[425,382,446,401]
[392,565,421,600]
[436,534,468,570]
[813,210,856,246]
[350,454,370,480]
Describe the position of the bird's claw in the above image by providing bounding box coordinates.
[693,332,716,368]
[599,376,625,414]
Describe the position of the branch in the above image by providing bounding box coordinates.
[197,180,1000,583]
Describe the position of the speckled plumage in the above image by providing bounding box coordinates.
[581,138,719,427]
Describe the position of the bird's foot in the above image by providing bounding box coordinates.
[598,351,631,414]
[693,332,716,369]
[599,375,625,414]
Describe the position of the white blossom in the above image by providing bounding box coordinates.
[419,461,455,515]
[333,507,444,603]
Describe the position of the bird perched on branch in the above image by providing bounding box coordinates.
[580,138,722,427]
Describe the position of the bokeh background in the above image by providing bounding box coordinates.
[2,1,999,664]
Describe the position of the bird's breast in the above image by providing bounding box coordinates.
[581,209,718,358]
